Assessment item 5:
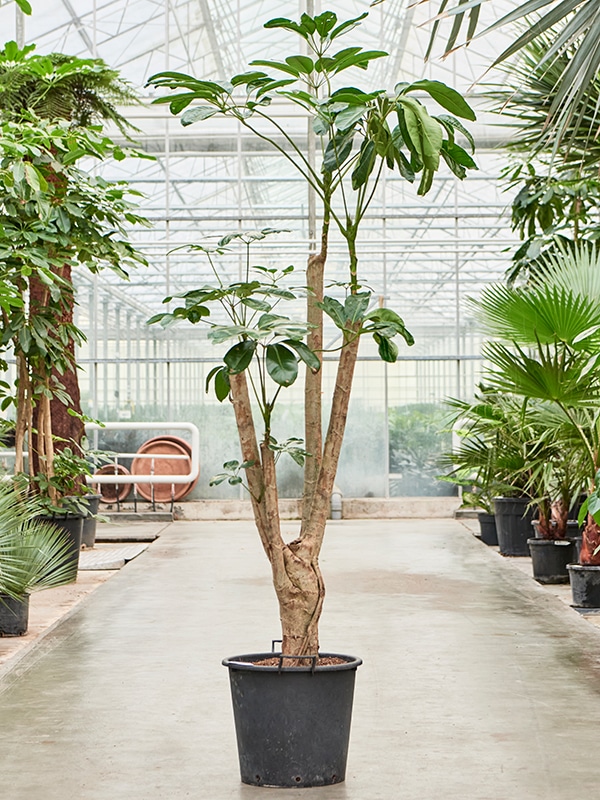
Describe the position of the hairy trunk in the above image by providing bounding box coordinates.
[580,515,600,565]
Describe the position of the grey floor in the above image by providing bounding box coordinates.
[1,518,599,799]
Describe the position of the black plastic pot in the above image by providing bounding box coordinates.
[567,564,600,608]
[37,514,83,582]
[223,652,362,788]
[0,593,29,636]
[80,494,101,549]
[527,538,576,584]
[477,512,498,546]
[494,497,535,556]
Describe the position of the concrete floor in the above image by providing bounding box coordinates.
[1,518,600,799]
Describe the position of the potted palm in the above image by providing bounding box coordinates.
[442,389,543,553]
[147,8,477,787]
[473,244,600,599]
[0,482,77,636]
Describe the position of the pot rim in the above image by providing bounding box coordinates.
[223,652,362,672]
[567,564,600,571]
[527,537,574,546]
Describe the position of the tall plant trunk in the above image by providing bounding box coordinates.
[29,264,84,478]
[301,184,331,531]
[229,371,326,658]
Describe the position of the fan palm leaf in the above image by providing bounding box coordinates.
[0,484,76,600]
[421,0,600,151]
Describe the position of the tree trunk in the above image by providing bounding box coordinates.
[301,189,331,532]
[29,264,84,477]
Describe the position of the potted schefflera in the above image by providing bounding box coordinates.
[148,8,477,788]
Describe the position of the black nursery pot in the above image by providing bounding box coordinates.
[477,512,498,546]
[494,497,535,556]
[37,514,83,582]
[527,538,576,584]
[223,652,362,788]
[568,565,600,608]
[80,494,101,549]
[0,593,29,636]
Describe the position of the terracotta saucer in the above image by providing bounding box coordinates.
[131,438,196,502]
[92,464,131,503]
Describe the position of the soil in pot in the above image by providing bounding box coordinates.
[223,652,361,788]
[527,538,576,584]
[0,593,29,636]
[494,497,535,556]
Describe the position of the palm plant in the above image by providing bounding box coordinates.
[473,243,600,561]
[420,0,600,153]
[442,389,539,513]
[486,31,600,281]
[0,481,77,601]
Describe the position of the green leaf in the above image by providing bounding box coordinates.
[319,296,346,329]
[351,139,376,190]
[266,344,298,386]
[214,368,231,402]
[286,55,314,74]
[335,104,367,131]
[344,292,370,322]
[330,12,368,40]
[242,297,272,312]
[250,59,300,77]
[15,0,32,13]
[181,106,218,126]
[264,17,307,38]
[224,340,257,373]
[578,497,589,527]
[437,114,476,153]
[322,129,355,173]
[405,80,476,121]
[398,97,443,172]
[442,141,477,168]
[283,339,321,371]
[374,333,399,362]
[314,11,338,37]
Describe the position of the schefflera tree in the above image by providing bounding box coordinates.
[148,10,477,657]
[0,116,148,507]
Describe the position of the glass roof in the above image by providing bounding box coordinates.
[0,0,523,357]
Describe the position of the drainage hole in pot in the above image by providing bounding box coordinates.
[295,777,302,783]
[332,775,337,781]
[254,776,260,783]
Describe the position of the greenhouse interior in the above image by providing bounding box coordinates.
[0,0,526,502]
[2,1,600,797]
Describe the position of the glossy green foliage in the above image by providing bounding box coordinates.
[147,10,476,198]
[0,117,149,407]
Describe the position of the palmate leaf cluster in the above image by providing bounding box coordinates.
[460,245,600,527]
[422,0,600,153]
[149,231,414,409]
[148,10,477,199]
[0,482,77,599]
